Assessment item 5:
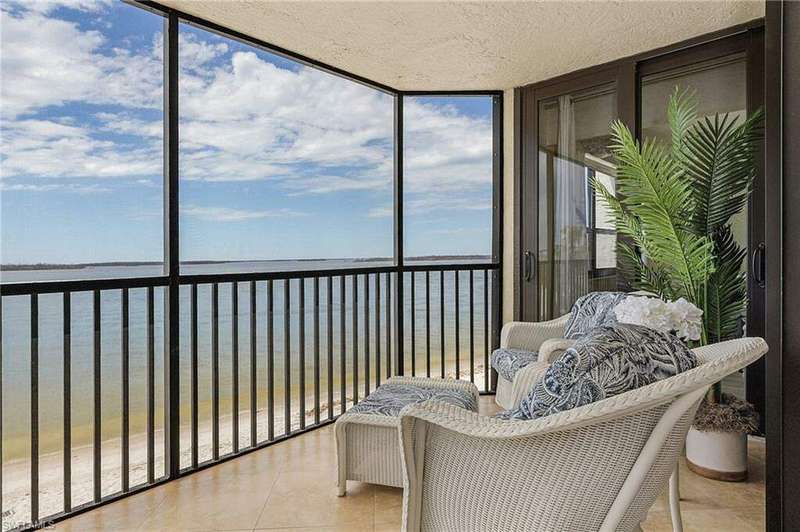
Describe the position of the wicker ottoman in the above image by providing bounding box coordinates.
[334,376,479,496]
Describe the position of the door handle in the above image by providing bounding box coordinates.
[524,251,534,282]
[751,242,766,289]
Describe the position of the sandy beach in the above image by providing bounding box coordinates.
[3,366,486,528]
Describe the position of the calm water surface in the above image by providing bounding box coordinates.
[1,260,495,460]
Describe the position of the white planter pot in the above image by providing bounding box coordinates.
[685,426,748,481]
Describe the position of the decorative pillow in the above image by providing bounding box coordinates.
[563,291,630,339]
[491,348,539,382]
[496,323,697,421]
[347,383,477,416]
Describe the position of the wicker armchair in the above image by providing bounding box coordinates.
[398,337,768,532]
[495,315,570,410]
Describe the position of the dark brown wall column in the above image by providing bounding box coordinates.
[765,1,799,530]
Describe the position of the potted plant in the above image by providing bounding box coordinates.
[593,88,762,481]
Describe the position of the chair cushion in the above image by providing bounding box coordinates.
[491,348,539,382]
[563,291,630,339]
[496,323,697,420]
[347,382,477,417]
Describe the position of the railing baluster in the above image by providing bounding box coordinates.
[299,279,306,431]
[484,269,490,391]
[94,289,102,500]
[455,271,460,380]
[63,292,71,512]
[374,273,381,387]
[266,280,274,441]
[339,276,346,414]
[425,272,431,378]
[0,263,502,527]
[146,287,155,481]
[385,273,391,379]
[313,277,320,425]
[410,272,416,377]
[249,281,257,448]
[469,271,475,384]
[211,283,219,460]
[440,271,445,379]
[327,277,334,420]
[121,288,130,491]
[190,285,198,467]
[364,274,370,396]
[232,282,239,452]
[284,280,291,435]
[352,275,359,404]
[31,293,39,523]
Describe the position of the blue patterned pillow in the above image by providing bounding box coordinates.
[490,348,539,382]
[347,383,477,416]
[563,291,631,339]
[496,323,697,420]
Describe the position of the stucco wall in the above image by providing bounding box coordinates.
[502,89,517,325]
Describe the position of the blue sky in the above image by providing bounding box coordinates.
[1,0,493,265]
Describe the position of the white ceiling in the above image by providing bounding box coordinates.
[160,1,764,91]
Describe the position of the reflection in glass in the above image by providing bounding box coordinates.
[537,84,618,319]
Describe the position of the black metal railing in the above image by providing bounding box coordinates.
[0,262,499,530]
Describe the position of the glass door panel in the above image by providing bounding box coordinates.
[536,83,618,319]
[640,54,748,399]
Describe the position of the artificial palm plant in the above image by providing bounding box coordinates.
[593,88,762,401]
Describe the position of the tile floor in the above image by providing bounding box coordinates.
[57,396,765,531]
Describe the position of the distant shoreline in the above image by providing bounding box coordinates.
[0,255,492,271]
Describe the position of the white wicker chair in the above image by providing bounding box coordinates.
[398,337,768,532]
[495,315,570,410]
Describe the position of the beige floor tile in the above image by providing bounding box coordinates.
[373,485,403,525]
[255,472,374,529]
[55,488,168,531]
[255,527,373,532]
[136,461,279,531]
[647,508,757,531]
[55,403,766,532]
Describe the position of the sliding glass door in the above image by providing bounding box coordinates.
[638,33,765,430]
[536,84,618,319]
[519,69,623,321]
[518,27,765,430]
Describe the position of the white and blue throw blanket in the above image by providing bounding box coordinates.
[491,348,540,382]
[347,383,477,416]
[490,291,634,382]
[563,291,631,339]
[496,323,697,421]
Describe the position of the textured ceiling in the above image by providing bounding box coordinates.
[160,1,764,90]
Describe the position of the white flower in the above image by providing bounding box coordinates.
[667,298,703,341]
[614,295,703,342]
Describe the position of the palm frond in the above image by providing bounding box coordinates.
[667,86,697,158]
[609,119,714,300]
[616,240,677,300]
[684,108,764,235]
[702,226,748,343]
[590,175,641,239]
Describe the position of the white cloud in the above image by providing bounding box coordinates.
[0,1,493,219]
[0,182,110,193]
[368,195,492,218]
[367,205,393,218]
[14,0,110,15]
[181,205,306,222]
[0,2,162,119]
[1,118,161,179]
